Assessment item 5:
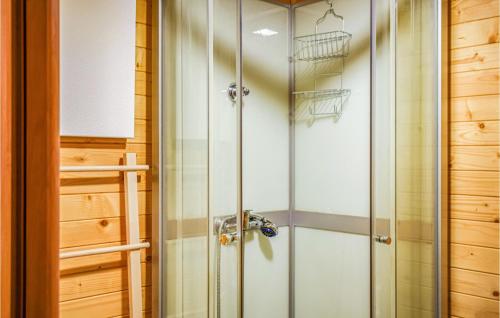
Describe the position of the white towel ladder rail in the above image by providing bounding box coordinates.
[60,153,148,318]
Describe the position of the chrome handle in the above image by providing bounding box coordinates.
[227,83,250,102]
[375,235,392,245]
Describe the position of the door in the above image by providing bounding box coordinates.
[162,0,244,316]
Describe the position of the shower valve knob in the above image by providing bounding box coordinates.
[219,233,237,246]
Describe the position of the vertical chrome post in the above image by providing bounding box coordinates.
[153,1,163,317]
[369,0,375,316]
[436,0,449,316]
[207,0,215,317]
[288,4,296,318]
[235,0,244,317]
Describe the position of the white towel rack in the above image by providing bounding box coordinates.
[60,153,148,318]
[60,242,150,259]
[60,164,149,172]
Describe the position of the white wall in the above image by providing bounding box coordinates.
[60,0,136,138]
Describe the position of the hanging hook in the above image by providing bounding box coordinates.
[317,0,344,25]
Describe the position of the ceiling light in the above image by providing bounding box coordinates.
[252,28,278,37]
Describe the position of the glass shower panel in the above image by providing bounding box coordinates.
[294,1,371,317]
[210,0,239,317]
[241,1,290,317]
[162,0,209,316]
[372,0,395,317]
[396,0,438,316]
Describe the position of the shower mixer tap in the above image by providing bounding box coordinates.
[214,210,278,246]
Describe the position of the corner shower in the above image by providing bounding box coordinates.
[161,0,442,317]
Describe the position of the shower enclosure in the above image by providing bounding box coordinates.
[159,0,443,317]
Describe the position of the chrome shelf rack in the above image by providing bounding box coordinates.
[294,30,351,62]
[293,0,351,122]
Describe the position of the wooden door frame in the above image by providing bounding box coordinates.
[1,0,24,316]
[1,0,60,317]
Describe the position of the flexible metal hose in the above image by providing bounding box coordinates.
[214,230,222,318]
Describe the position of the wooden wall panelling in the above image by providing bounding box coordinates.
[450,292,499,317]
[450,16,499,49]
[450,95,500,122]
[450,267,499,300]
[450,68,500,97]
[59,0,153,316]
[449,0,500,315]
[451,43,499,73]
[60,287,152,318]
[450,146,500,170]
[60,214,150,248]
[60,191,151,222]
[451,0,500,24]
[450,194,499,222]
[450,243,499,274]
[450,219,499,248]
[450,120,499,145]
[60,263,151,302]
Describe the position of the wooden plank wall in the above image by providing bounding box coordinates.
[449,0,500,317]
[59,1,153,317]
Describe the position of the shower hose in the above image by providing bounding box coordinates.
[214,228,222,318]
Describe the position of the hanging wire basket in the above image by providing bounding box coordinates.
[294,31,352,62]
[294,88,351,120]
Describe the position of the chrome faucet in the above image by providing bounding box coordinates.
[214,210,278,245]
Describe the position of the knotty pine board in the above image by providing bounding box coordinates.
[60,287,151,318]
[450,194,500,222]
[450,267,499,300]
[451,43,499,73]
[451,95,500,122]
[450,146,500,170]
[450,243,499,274]
[60,263,151,302]
[450,292,499,317]
[451,16,499,50]
[451,0,499,25]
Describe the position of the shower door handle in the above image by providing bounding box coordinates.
[227,83,250,102]
[375,235,392,245]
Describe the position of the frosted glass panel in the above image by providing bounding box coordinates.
[396,0,437,316]
[295,228,370,317]
[60,0,136,138]
[293,1,371,316]
[242,1,290,317]
[162,0,209,316]
[373,0,396,317]
[294,0,371,217]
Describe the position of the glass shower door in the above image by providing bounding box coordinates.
[241,0,290,317]
[162,0,241,317]
[210,0,241,317]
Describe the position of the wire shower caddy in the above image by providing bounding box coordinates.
[293,0,351,122]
